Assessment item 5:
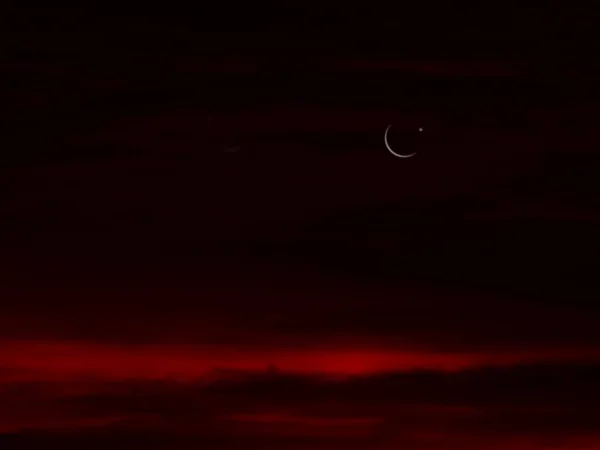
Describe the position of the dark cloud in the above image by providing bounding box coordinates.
[53,363,600,410]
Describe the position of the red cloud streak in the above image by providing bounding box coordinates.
[2,340,600,381]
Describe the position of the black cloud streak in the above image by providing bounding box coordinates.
[57,363,600,409]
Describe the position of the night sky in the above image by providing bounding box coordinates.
[2,4,600,449]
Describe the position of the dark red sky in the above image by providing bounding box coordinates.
[1,5,600,449]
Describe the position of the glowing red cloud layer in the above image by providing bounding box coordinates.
[2,340,600,381]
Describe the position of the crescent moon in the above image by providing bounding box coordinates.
[384,125,416,158]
